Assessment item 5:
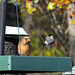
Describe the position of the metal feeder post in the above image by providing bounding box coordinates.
[0,0,7,55]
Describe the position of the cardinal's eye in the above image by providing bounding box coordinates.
[25,38,30,42]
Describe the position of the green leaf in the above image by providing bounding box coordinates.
[55,48,65,56]
[47,3,50,11]
[47,2,56,10]
[21,8,25,13]
[53,4,56,9]
[34,0,39,3]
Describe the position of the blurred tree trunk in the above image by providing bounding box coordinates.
[20,14,33,42]
[67,3,75,66]
[22,15,32,33]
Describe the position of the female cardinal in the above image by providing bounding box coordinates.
[18,36,31,56]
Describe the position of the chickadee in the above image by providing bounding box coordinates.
[44,35,54,48]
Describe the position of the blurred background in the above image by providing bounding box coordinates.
[0,0,75,75]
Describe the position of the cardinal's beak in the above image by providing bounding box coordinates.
[27,38,30,42]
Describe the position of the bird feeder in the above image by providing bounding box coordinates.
[4,26,30,55]
[0,0,72,73]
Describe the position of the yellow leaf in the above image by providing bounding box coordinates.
[26,2,31,8]
[17,0,20,2]
[47,2,56,10]
[72,20,75,25]
[66,6,70,10]
[64,0,70,4]
[27,8,36,14]
[27,8,33,14]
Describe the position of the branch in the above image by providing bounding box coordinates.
[44,0,49,5]
[52,12,58,24]
[46,16,69,55]
[50,25,69,55]
[35,4,44,14]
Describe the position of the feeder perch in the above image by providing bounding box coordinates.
[0,55,72,73]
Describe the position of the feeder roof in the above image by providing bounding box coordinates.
[5,26,30,36]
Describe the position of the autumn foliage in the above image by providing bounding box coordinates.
[16,0,75,15]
